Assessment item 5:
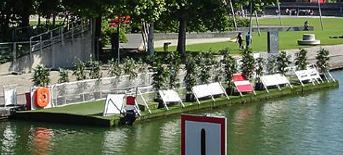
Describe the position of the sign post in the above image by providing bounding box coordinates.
[108,16,131,63]
[181,114,227,155]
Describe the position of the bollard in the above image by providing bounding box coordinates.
[163,42,171,52]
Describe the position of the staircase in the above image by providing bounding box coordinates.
[0,20,93,74]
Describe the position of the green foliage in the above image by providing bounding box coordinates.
[58,68,69,83]
[108,58,122,77]
[166,52,181,88]
[184,54,198,92]
[122,58,138,80]
[32,65,50,87]
[198,52,216,84]
[276,51,291,74]
[87,60,102,79]
[73,59,87,81]
[221,49,237,85]
[266,55,277,74]
[240,49,255,79]
[316,48,330,73]
[151,56,169,91]
[255,57,265,82]
[295,48,309,70]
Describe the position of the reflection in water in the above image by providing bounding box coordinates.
[32,127,53,155]
[159,120,180,155]
[1,123,16,154]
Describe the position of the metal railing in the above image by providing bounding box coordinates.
[29,20,90,54]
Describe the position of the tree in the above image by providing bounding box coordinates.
[255,57,265,82]
[295,48,309,70]
[160,0,229,56]
[32,65,50,87]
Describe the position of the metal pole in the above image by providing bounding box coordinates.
[318,0,324,30]
[277,0,282,26]
[255,11,261,36]
[117,24,120,64]
[249,0,253,34]
[12,42,17,72]
[40,35,42,54]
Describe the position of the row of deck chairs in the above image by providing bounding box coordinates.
[100,68,334,116]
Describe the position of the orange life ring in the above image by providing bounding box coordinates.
[35,87,50,108]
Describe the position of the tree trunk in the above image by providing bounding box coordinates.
[21,14,30,27]
[177,17,187,57]
[38,15,41,26]
[147,22,154,55]
[52,14,56,26]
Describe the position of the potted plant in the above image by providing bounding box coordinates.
[295,48,309,70]
[316,48,330,79]
[255,57,265,90]
[151,56,169,108]
[32,65,50,87]
[240,48,255,79]
[221,49,237,95]
[184,54,198,101]
[276,51,291,75]
[58,68,69,84]
[108,58,123,87]
[167,51,181,89]
[72,59,87,81]
[198,52,214,84]
[122,58,138,86]
[266,55,277,74]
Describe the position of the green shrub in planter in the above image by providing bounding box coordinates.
[167,51,181,89]
[184,54,198,101]
[295,48,309,70]
[266,55,277,74]
[122,58,138,80]
[240,48,255,79]
[108,58,122,77]
[88,60,102,79]
[32,65,50,87]
[221,49,237,94]
[198,52,215,84]
[316,48,330,73]
[58,68,69,83]
[276,51,291,74]
[73,59,87,81]
[255,57,265,90]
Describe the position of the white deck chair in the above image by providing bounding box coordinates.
[207,82,230,100]
[103,94,125,116]
[307,68,323,84]
[159,90,184,110]
[192,84,214,104]
[4,88,17,107]
[261,74,292,93]
[295,70,315,86]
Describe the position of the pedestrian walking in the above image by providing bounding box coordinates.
[236,32,244,50]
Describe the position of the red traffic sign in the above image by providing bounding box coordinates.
[108,15,131,27]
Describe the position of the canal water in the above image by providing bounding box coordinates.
[1,70,343,155]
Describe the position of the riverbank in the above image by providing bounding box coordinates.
[11,81,339,127]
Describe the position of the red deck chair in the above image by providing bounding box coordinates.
[232,73,256,96]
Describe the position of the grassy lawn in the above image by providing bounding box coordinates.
[156,17,343,53]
